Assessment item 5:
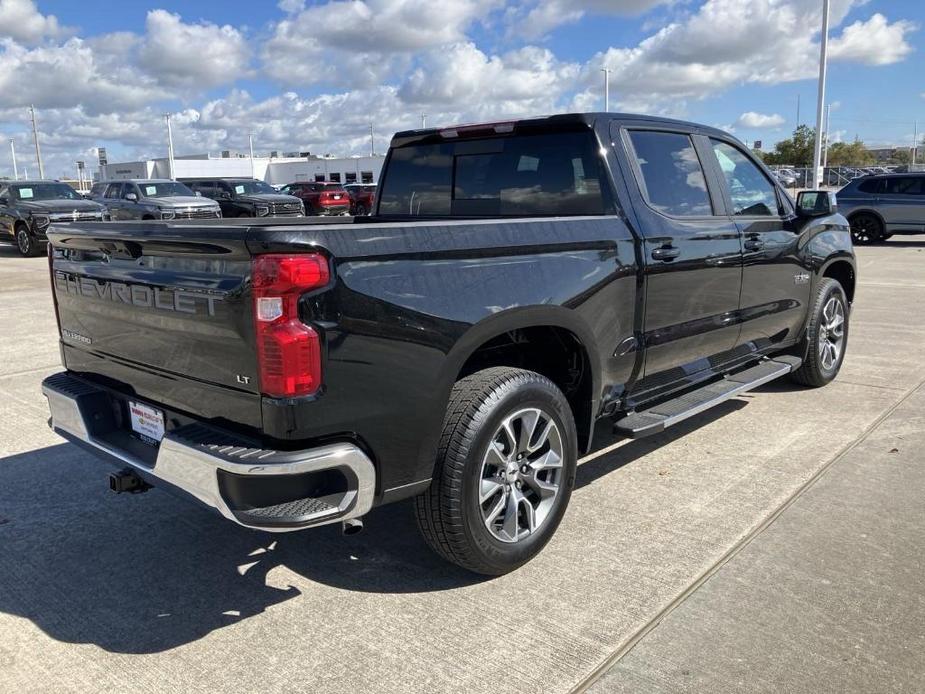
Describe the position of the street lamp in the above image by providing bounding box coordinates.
[811,0,830,189]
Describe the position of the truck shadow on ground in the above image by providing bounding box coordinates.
[0,398,748,655]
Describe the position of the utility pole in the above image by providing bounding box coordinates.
[913,120,918,167]
[421,113,427,129]
[9,139,17,180]
[165,113,175,180]
[369,123,375,157]
[248,133,255,179]
[30,105,44,179]
[822,102,831,169]
[811,0,830,189]
[796,94,801,128]
[601,68,611,112]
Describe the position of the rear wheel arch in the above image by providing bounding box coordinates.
[820,259,856,304]
[443,309,602,453]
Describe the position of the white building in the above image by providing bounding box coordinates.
[98,153,386,186]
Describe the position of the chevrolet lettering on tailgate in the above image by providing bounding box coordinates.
[54,272,224,316]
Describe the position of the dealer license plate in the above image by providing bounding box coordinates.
[128,400,165,443]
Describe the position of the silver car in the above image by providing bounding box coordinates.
[837,174,925,244]
[90,180,222,221]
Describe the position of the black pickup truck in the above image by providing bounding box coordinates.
[42,113,855,575]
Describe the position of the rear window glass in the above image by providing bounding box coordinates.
[377,131,608,217]
[628,131,712,217]
[884,177,923,195]
[857,178,884,194]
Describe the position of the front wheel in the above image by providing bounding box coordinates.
[849,213,883,245]
[355,203,368,216]
[415,367,577,575]
[790,278,849,387]
[16,226,40,257]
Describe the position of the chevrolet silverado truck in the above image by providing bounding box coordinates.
[42,113,855,575]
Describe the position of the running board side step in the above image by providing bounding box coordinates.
[613,356,802,438]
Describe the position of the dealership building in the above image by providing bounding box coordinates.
[97,152,386,186]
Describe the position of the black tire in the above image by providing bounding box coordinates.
[355,203,368,216]
[15,225,40,257]
[790,278,849,387]
[849,213,883,245]
[415,367,577,575]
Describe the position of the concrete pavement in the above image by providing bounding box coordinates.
[0,239,923,693]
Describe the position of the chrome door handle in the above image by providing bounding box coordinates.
[651,245,680,261]
[744,238,764,252]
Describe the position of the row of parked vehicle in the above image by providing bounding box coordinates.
[0,177,376,255]
[773,165,912,188]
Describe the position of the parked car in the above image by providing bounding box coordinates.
[179,178,304,218]
[278,181,350,215]
[837,173,924,243]
[0,180,107,256]
[89,179,222,220]
[344,183,376,215]
[42,112,855,575]
[774,169,797,186]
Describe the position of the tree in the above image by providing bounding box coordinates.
[826,140,875,167]
[888,148,912,166]
[763,125,816,167]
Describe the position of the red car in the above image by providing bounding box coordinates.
[279,182,350,216]
[345,183,376,216]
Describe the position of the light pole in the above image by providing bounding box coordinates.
[30,105,44,179]
[822,102,831,169]
[248,133,255,179]
[913,120,918,168]
[601,68,611,112]
[369,123,375,157]
[421,113,426,129]
[9,139,17,180]
[165,113,176,180]
[811,0,830,189]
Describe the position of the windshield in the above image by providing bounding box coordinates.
[139,182,195,198]
[232,180,275,195]
[11,184,82,201]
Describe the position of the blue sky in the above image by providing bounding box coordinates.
[0,0,922,177]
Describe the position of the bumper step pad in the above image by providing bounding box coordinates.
[614,356,801,438]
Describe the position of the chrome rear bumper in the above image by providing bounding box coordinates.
[42,372,375,532]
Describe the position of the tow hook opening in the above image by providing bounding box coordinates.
[342,518,364,535]
[109,467,152,494]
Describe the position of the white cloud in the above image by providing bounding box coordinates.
[829,13,916,65]
[0,0,67,44]
[513,0,673,39]
[138,10,251,88]
[736,112,785,129]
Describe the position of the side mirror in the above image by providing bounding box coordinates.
[125,192,138,202]
[796,190,836,217]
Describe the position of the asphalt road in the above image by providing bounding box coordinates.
[0,238,923,693]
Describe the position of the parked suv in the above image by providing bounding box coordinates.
[344,183,376,215]
[180,178,304,218]
[279,181,350,215]
[0,180,106,256]
[837,173,925,244]
[89,180,221,221]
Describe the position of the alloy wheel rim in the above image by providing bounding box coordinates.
[818,296,845,371]
[851,217,877,243]
[478,407,563,544]
[17,230,29,254]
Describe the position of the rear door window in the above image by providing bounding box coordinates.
[105,183,123,199]
[627,131,713,217]
[884,177,923,195]
[858,178,885,194]
[377,130,608,217]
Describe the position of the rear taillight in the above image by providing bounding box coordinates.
[48,242,62,332]
[252,254,330,398]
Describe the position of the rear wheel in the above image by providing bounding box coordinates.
[849,213,883,245]
[355,203,368,216]
[16,225,40,257]
[790,278,849,387]
[415,367,577,575]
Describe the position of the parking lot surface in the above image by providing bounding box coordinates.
[0,240,923,693]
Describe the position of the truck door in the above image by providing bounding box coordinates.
[704,138,812,351]
[104,182,126,220]
[616,126,743,380]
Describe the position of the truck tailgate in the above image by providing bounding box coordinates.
[48,222,261,428]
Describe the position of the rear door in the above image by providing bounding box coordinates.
[616,125,743,381]
[104,183,126,219]
[879,176,925,233]
[704,138,811,350]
